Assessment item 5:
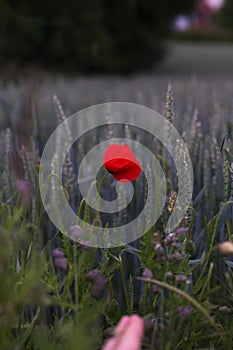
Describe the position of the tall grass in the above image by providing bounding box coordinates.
[0,75,233,349]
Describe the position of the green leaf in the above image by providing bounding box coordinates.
[216,154,224,202]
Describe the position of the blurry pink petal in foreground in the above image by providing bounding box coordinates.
[103,315,144,350]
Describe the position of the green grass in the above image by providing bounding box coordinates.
[0,73,233,349]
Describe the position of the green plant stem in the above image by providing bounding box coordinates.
[119,255,131,314]
[137,277,225,337]
[193,200,233,293]
[73,244,79,307]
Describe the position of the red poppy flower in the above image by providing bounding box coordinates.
[103,144,142,182]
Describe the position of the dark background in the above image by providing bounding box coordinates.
[0,0,231,74]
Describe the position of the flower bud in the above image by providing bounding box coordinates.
[15,179,32,207]
[152,285,160,293]
[177,305,192,320]
[164,233,176,247]
[69,225,85,242]
[142,268,153,279]
[165,271,173,279]
[219,306,231,313]
[219,241,233,256]
[151,232,162,245]
[172,242,181,249]
[51,248,64,258]
[175,227,188,235]
[53,257,69,271]
[155,243,164,255]
[86,268,100,281]
[175,274,187,283]
[171,252,181,261]
[90,275,106,298]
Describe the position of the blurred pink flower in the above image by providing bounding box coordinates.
[177,305,192,320]
[86,268,106,298]
[69,225,85,241]
[152,285,160,294]
[175,227,188,235]
[171,252,182,261]
[142,268,153,279]
[53,257,69,272]
[165,271,173,279]
[103,315,144,350]
[90,275,106,299]
[154,243,164,255]
[164,233,176,246]
[86,268,100,281]
[15,179,32,207]
[68,225,91,250]
[51,249,68,272]
[219,306,231,313]
[175,274,187,283]
[51,248,64,258]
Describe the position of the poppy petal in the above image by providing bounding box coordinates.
[103,144,142,182]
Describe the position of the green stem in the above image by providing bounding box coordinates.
[193,200,233,293]
[73,244,79,307]
[137,277,225,337]
[119,255,131,314]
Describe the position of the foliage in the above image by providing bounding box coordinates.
[0,76,233,348]
[171,29,233,42]
[218,0,233,32]
[0,0,193,72]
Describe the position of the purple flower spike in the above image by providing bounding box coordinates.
[69,225,85,241]
[165,271,173,279]
[51,248,64,258]
[177,305,192,320]
[143,268,153,279]
[90,275,106,298]
[15,179,32,207]
[53,257,69,272]
[175,227,188,235]
[86,268,100,281]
